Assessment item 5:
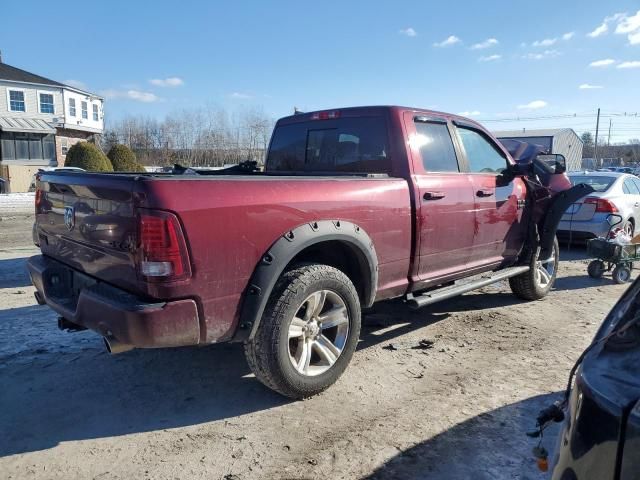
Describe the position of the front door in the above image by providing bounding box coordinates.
[404,112,477,283]
[453,124,526,265]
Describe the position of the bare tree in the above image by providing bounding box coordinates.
[103,105,275,167]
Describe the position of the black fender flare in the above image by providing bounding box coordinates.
[539,183,595,258]
[232,220,378,342]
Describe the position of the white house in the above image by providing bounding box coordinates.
[0,57,104,192]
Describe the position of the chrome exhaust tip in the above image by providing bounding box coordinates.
[103,335,134,355]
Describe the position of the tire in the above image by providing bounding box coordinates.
[587,260,606,279]
[623,220,635,238]
[244,263,361,399]
[612,265,631,284]
[509,237,559,300]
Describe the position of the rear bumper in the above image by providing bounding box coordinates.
[27,254,201,348]
[557,218,610,240]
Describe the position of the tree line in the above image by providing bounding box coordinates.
[580,132,640,163]
[101,105,275,167]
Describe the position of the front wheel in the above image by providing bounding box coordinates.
[509,237,559,300]
[244,263,361,399]
[612,265,632,284]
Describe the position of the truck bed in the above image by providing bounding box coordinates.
[35,171,412,342]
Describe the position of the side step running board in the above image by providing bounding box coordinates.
[407,265,530,309]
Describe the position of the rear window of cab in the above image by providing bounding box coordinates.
[266,116,390,174]
[569,175,616,192]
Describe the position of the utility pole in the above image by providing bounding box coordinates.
[607,119,612,146]
[594,107,601,165]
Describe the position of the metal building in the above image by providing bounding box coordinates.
[493,128,583,172]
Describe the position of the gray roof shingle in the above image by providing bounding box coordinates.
[0,62,66,87]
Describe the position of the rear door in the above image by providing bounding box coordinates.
[623,177,640,227]
[452,123,526,265]
[404,112,476,282]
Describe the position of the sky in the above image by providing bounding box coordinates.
[2,0,640,142]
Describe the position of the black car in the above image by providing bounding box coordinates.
[548,279,640,479]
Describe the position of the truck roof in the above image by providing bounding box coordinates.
[277,105,483,128]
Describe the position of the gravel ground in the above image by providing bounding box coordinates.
[0,215,631,479]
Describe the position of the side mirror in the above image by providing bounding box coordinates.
[536,154,566,174]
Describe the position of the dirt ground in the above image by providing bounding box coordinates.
[0,215,632,480]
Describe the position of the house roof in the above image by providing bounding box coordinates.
[0,116,56,134]
[0,62,102,98]
[0,62,66,87]
[492,128,579,138]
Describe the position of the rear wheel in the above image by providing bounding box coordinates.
[587,260,606,279]
[509,237,559,300]
[244,263,361,399]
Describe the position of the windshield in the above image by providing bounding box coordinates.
[569,175,616,192]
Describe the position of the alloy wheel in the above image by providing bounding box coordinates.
[287,290,350,377]
[535,246,557,288]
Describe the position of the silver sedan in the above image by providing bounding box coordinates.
[558,172,640,241]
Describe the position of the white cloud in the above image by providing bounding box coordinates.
[149,77,184,87]
[470,38,498,50]
[523,50,560,60]
[532,38,557,47]
[615,10,640,34]
[458,110,481,116]
[101,89,160,102]
[478,54,501,62]
[588,22,608,38]
[64,79,88,90]
[517,100,548,110]
[579,83,604,89]
[399,27,417,37]
[562,32,575,40]
[589,58,616,67]
[617,61,640,69]
[588,12,627,37]
[615,10,640,44]
[229,92,253,99]
[433,35,461,47]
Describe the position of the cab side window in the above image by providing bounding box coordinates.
[457,127,507,174]
[413,122,460,172]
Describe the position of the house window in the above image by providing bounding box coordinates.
[8,90,26,112]
[69,98,76,117]
[92,104,99,121]
[81,101,88,119]
[61,138,69,155]
[0,132,55,163]
[39,93,55,114]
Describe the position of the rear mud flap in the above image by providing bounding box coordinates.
[539,183,595,258]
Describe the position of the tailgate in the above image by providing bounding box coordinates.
[35,172,140,292]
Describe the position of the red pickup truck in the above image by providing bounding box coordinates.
[28,106,590,399]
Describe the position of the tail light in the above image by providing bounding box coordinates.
[311,110,340,120]
[137,209,191,282]
[584,197,618,213]
[35,188,43,213]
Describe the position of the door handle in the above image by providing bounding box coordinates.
[423,191,446,200]
[476,189,494,198]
